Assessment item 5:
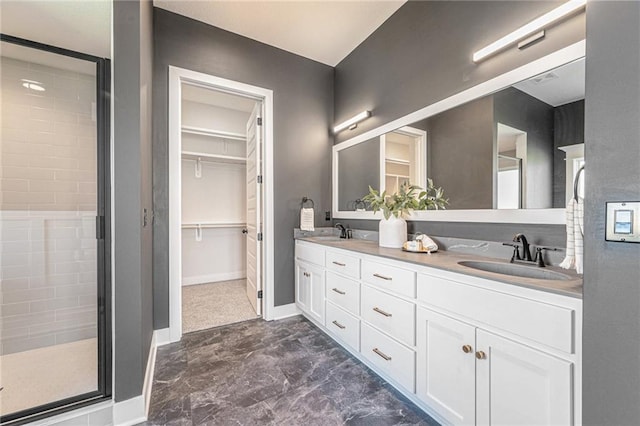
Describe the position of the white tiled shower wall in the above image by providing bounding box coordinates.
[0,57,98,355]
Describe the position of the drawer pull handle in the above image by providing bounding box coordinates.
[462,345,473,353]
[373,273,392,281]
[475,351,487,360]
[373,348,392,361]
[332,320,346,329]
[332,261,346,266]
[332,288,346,295]
[303,272,310,277]
[373,307,392,317]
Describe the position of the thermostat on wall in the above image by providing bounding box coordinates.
[606,202,640,243]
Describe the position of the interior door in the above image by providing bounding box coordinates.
[245,103,262,315]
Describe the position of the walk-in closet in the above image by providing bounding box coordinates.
[179,83,261,333]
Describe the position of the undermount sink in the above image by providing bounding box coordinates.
[310,236,346,242]
[458,260,572,281]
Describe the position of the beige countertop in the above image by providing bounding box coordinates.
[297,237,583,299]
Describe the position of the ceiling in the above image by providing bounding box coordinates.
[153,0,406,67]
[513,57,585,107]
[0,0,111,58]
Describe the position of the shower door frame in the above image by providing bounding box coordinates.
[0,34,112,426]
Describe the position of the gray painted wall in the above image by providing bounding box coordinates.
[583,2,640,424]
[113,0,154,402]
[338,137,379,210]
[152,8,334,325]
[494,87,555,209]
[334,1,585,144]
[553,100,585,207]
[332,1,584,242]
[428,95,495,209]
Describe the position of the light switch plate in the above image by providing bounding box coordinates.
[606,202,640,243]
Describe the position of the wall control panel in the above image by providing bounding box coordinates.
[606,202,640,243]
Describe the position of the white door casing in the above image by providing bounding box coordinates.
[168,66,274,342]
[246,103,262,315]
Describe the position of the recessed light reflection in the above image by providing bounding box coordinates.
[21,79,46,91]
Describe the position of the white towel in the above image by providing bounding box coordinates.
[300,207,315,232]
[560,197,584,274]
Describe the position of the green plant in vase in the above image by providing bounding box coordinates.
[362,180,448,248]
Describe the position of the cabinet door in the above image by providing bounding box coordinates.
[295,261,309,313]
[307,263,325,324]
[416,308,476,426]
[476,330,573,426]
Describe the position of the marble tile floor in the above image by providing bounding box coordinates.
[140,316,439,426]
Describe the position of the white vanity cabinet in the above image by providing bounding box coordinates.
[416,308,573,426]
[294,242,325,325]
[294,239,582,426]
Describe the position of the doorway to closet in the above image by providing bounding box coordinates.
[168,67,274,341]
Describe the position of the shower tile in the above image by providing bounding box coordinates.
[55,326,96,344]
[0,302,30,317]
[1,333,56,354]
[2,287,55,304]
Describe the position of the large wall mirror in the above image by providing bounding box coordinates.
[332,41,586,224]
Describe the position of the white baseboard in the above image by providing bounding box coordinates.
[182,271,246,286]
[142,332,158,417]
[113,395,145,426]
[269,303,300,320]
[114,327,167,425]
[155,327,172,346]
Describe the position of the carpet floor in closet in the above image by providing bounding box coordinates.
[182,280,259,333]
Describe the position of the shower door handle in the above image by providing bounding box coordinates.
[96,216,105,240]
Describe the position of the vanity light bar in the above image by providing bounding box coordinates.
[472,0,586,63]
[333,110,371,133]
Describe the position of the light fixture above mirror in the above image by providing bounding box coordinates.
[472,0,586,62]
[333,110,371,133]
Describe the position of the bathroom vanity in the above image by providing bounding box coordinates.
[294,236,582,425]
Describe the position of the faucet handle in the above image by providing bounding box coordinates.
[533,247,557,267]
[502,242,521,262]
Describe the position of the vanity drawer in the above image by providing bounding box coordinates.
[326,250,360,279]
[361,285,415,346]
[326,302,360,351]
[417,273,576,353]
[326,271,360,315]
[362,260,416,298]
[361,322,415,392]
[296,241,324,267]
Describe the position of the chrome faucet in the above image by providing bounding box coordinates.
[335,223,347,239]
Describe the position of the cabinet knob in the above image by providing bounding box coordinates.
[475,351,487,360]
[462,344,473,353]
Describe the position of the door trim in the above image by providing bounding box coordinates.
[168,66,275,343]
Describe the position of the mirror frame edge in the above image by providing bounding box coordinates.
[332,39,586,224]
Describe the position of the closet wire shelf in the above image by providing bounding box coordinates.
[182,222,247,229]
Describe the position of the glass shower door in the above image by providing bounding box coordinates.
[0,35,110,423]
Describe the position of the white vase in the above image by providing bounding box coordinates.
[378,216,407,248]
